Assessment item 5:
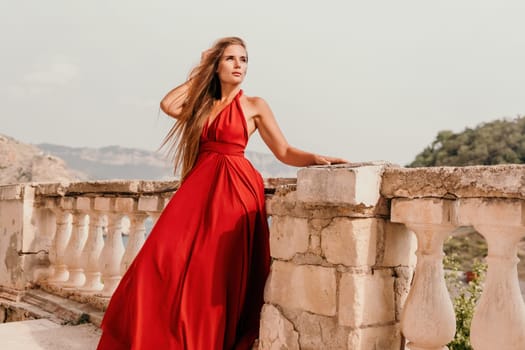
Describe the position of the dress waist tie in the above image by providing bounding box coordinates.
[199,141,245,156]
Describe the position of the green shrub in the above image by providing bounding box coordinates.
[444,254,487,350]
[409,115,525,167]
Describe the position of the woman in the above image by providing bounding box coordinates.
[97,36,346,350]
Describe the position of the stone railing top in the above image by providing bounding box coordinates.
[4,163,524,203]
[35,180,180,197]
[381,164,525,200]
[0,178,298,200]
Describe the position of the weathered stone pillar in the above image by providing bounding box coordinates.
[100,198,133,297]
[48,198,74,284]
[63,197,90,288]
[457,198,525,350]
[391,198,457,350]
[260,164,414,350]
[0,184,37,289]
[118,195,161,274]
[79,197,109,292]
[120,212,148,274]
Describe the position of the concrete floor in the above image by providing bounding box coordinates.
[0,319,101,350]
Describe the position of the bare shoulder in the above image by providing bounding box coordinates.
[242,94,267,106]
[240,94,271,116]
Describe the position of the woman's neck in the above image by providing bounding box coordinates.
[219,84,241,102]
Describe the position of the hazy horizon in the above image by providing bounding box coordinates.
[2,0,524,167]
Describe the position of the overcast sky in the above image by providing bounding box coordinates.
[2,0,524,166]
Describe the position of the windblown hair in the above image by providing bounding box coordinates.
[161,37,247,180]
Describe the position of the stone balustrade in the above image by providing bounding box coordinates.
[0,178,291,305]
[382,165,525,350]
[1,164,525,349]
[0,180,177,303]
[257,163,525,350]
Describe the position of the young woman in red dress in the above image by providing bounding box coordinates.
[97,36,346,350]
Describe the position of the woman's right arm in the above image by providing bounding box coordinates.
[160,81,190,119]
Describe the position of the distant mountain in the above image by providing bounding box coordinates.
[0,134,87,185]
[37,144,174,181]
[37,143,297,180]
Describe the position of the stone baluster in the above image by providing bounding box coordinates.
[391,198,457,350]
[47,198,74,284]
[79,200,107,292]
[100,198,134,297]
[120,212,148,274]
[63,197,90,288]
[458,198,525,349]
[100,212,126,297]
[119,195,165,273]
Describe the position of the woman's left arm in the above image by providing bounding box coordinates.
[252,97,348,167]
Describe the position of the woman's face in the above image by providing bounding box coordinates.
[216,44,248,85]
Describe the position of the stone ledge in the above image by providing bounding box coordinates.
[28,178,295,198]
[23,288,104,326]
[381,164,525,199]
[0,287,104,327]
[0,286,24,303]
[34,180,179,197]
[38,283,108,313]
[1,299,60,324]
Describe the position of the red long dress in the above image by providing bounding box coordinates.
[97,90,271,349]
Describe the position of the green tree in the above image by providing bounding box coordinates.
[409,116,525,167]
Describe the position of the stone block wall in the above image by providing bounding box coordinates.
[259,165,416,350]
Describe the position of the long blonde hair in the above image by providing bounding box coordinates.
[161,37,247,180]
